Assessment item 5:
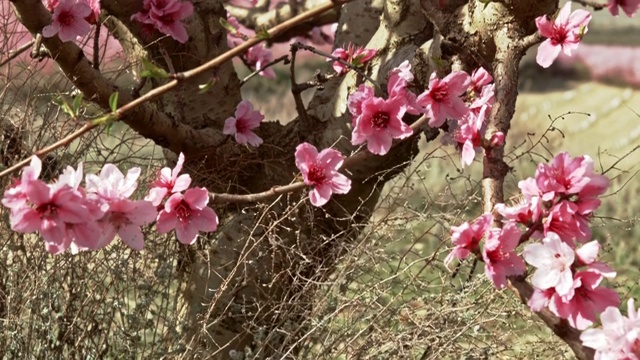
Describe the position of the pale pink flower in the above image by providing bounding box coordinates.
[156,187,218,245]
[42,0,92,43]
[2,156,42,210]
[535,152,609,201]
[576,241,617,278]
[445,213,493,265]
[131,0,193,43]
[550,270,619,330]
[329,44,377,75]
[303,24,336,46]
[145,152,192,206]
[44,0,60,12]
[608,0,640,17]
[523,232,576,296]
[528,288,556,311]
[351,97,413,156]
[416,71,470,128]
[482,222,527,289]
[535,2,592,68]
[469,83,494,114]
[245,44,275,79]
[294,143,351,207]
[581,298,640,359]
[85,164,140,203]
[223,100,264,147]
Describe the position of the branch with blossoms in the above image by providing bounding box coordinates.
[2,0,352,179]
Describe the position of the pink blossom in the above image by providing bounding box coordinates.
[223,100,264,147]
[469,83,494,114]
[329,44,377,75]
[495,195,543,227]
[9,179,92,254]
[97,199,158,250]
[445,213,493,265]
[351,97,413,156]
[387,61,420,115]
[470,67,493,94]
[523,232,575,296]
[416,71,470,128]
[347,84,375,123]
[535,2,592,68]
[453,104,487,167]
[550,271,619,330]
[42,0,92,43]
[535,152,609,201]
[131,0,193,43]
[44,0,60,12]
[576,241,617,278]
[2,156,42,210]
[544,200,591,245]
[529,288,556,311]
[294,143,351,207]
[608,0,640,17]
[227,0,257,7]
[156,187,218,245]
[482,222,527,289]
[581,298,640,359]
[86,0,100,24]
[245,44,275,79]
[145,152,192,207]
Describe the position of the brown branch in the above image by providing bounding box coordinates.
[483,27,594,360]
[3,0,352,180]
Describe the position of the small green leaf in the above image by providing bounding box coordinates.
[53,96,75,117]
[256,27,270,40]
[198,77,218,93]
[109,92,119,113]
[140,58,170,79]
[72,93,83,115]
[219,18,236,34]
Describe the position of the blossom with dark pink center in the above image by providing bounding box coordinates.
[608,0,640,17]
[329,44,377,75]
[543,200,592,245]
[550,270,620,330]
[387,60,420,115]
[351,97,413,156]
[294,143,351,207]
[156,187,218,245]
[445,213,493,266]
[482,222,527,289]
[453,104,487,167]
[145,152,192,206]
[347,84,375,123]
[42,0,92,43]
[97,199,158,250]
[469,67,493,95]
[535,2,592,68]
[416,71,470,128]
[223,100,264,147]
[131,0,193,43]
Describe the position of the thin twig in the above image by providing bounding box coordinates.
[0,40,34,68]
[93,22,101,70]
[573,0,607,10]
[289,45,309,123]
[292,41,381,90]
[240,54,289,86]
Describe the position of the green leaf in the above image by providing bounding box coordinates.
[72,93,83,115]
[53,96,75,118]
[219,18,236,34]
[256,27,270,40]
[109,92,119,113]
[140,58,170,79]
[198,77,218,93]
